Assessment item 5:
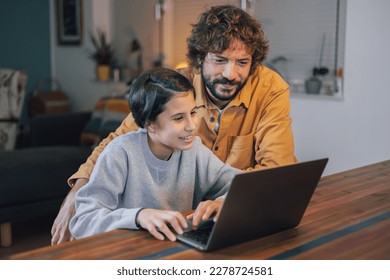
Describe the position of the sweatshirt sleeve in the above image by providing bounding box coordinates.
[69,141,141,239]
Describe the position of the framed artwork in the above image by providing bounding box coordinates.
[56,0,83,45]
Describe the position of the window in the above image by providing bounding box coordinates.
[254,0,346,98]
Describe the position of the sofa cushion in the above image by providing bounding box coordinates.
[0,146,91,207]
[30,112,91,147]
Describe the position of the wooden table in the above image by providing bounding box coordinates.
[9,160,390,260]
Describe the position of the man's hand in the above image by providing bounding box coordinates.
[50,178,88,245]
[187,199,224,230]
[137,209,188,241]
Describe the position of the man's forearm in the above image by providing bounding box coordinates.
[70,178,89,192]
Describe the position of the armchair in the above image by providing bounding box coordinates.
[0,68,27,151]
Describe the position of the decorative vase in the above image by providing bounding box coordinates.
[96,65,110,81]
[305,77,322,94]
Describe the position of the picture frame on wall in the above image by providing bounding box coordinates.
[56,0,83,45]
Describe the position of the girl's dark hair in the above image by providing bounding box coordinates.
[128,67,195,128]
[187,5,269,75]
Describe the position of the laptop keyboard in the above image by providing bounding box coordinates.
[182,223,214,245]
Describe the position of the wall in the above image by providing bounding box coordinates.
[0,0,51,122]
[52,0,127,112]
[0,0,51,93]
[112,0,161,71]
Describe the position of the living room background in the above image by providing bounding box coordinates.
[1,0,390,177]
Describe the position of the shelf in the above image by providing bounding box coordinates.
[289,77,344,101]
[290,91,344,101]
[92,79,128,85]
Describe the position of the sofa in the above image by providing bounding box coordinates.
[0,112,92,247]
[0,94,131,247]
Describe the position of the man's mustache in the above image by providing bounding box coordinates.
[213,77,240,86]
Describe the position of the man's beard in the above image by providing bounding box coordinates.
[201,69,247,103]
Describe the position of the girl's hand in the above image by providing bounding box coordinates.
[137,209,188,241]
[187,199,224,229]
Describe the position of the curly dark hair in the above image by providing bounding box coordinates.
[187,5,269,75]
[128,68,195,128]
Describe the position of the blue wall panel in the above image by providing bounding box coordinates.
[0,0,51,93]
[0,0,51,122]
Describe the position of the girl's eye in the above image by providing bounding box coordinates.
[174,116,183,121]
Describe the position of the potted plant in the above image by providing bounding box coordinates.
[88,28,114,81]
[305,34,329,94]
[305,66,329,94]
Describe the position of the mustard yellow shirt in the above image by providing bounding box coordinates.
[69,66,297,185]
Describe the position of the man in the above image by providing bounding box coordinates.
[51,5,297,245]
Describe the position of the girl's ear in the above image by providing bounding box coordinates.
[146,121,156,133]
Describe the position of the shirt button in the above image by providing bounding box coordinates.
[210,117,215,122]
[214,146,219,151]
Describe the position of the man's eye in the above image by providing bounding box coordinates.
[238,61,250,67]
[191,110,197,115]
[214,58,226,64]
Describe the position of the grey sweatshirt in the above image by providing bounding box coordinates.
[70,128,238,239]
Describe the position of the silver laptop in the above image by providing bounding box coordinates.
[176,158,328,251]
